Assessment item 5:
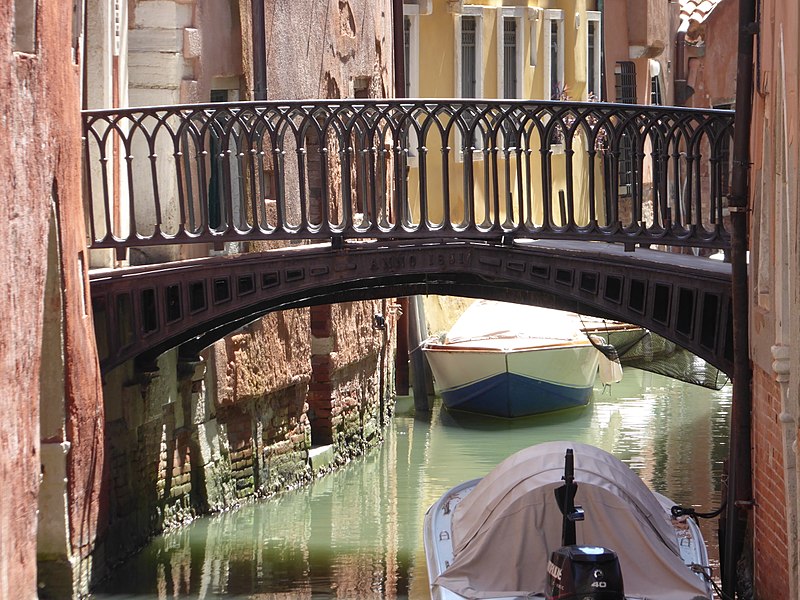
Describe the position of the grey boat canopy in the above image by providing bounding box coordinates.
[434,441,710,600]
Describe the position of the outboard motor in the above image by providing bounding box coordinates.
[545,545,625,600]
[547,449,624,599]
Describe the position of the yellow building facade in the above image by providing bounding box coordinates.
[405,0,600,103]
[403,0,604,232]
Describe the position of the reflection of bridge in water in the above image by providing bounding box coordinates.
[83,99,735,374]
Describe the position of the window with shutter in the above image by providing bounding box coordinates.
[404,16,412,98]
[650,75,663,105]
[455,12,484,160]
[402,5,422,164]
[402,3,421,98]
[461,16,477,98]
[615,61,637,103]
[586,12,601,100]
[615,62,637,197]
[542,10,564,100]
[503,18,517,99]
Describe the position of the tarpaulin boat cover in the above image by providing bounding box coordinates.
[434,441,709,600]
[443,301,589,347]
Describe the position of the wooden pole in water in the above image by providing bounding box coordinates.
[409,295,431,413]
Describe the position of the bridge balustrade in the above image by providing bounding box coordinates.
[82,99,734,254]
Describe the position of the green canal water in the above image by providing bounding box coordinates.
[92,368,731,599]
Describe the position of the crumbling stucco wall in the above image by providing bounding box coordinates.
[1,2,105,598]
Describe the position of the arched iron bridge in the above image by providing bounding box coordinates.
[83,99,735,375]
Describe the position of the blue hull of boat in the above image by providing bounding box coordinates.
[439,372,592,418]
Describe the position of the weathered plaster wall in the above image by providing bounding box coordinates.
[1,2,105,599]
[599,0,681,231]
[602,0,630,99]
[263,0,393,100]
[682,1,738,109]
[122,0,246,265]
[0,15,45,592]
[219,310,312,400]
[747,0,800,597]
[195,2,243,98]
[604,0,678,105]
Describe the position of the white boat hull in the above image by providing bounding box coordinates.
[422,342,601,418]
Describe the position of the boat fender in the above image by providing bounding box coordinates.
[591,336,623,385]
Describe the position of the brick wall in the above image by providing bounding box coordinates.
[751,364,790,598]
[310,304,335,445]
[97,302,395,576]
[331,358,384,453]
[220,405,255,498]
[744,1,800,595]
[102,367,203,567]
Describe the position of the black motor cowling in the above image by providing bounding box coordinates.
[545,545,624,600]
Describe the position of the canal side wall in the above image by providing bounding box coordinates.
[95,298,397,583]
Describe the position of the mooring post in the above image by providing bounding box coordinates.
[408,295,431,413]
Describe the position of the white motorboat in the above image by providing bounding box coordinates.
[421,301,624,418]
[424,441,714,600]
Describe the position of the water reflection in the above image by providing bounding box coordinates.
[93,368,730,599]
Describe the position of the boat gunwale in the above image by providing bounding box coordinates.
[421,339,596,353]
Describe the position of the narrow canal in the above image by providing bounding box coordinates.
[92,368,731,599]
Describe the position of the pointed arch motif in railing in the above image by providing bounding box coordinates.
[82,99,734,252]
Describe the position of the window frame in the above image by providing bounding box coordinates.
[528,8,541,67]
[714,102,733,202]
[542,9,565,100]
[454,7,486,162]
[648,59,664,106]
[402,3,423,99]
[586,11,602,101]
[614,61,637,197]
[614,60,637,103]
[402,2,430,167]
[455,7,485,99]
[497,8,525,100]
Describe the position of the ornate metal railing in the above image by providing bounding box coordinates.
[82,99,734,253]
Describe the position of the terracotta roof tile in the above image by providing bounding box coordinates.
[680,0,726,24]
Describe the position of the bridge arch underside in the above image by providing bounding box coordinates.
[90,240,733,377]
